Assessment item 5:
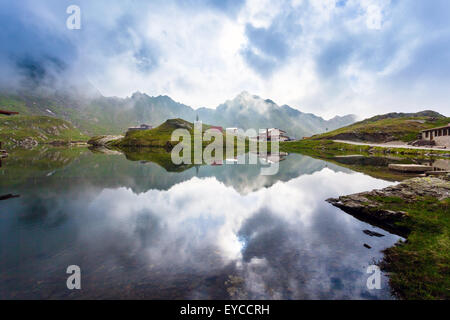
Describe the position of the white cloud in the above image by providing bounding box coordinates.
[366,4,382,30]
[361,0,391,30]
[89,0,448,117]
[3,0,449,118]
[239,0,284,28]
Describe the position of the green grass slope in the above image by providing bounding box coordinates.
[0,92,196,136]
[311,111,450,143]
[112,118,231,148]
[0,115,88,148]
[113,118,195,147]
[377,195,450,300]
[0,93,121,136]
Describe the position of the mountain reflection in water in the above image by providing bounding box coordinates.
[0,149,401,299]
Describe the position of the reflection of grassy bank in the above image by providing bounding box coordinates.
[115,140,255,173]
[374,195,450,300]
[320,156,419,182]
[118,147,195,172]
[0,146,89,188]
[280,139,449,156]
[280,140,444,181]
[115,138,444,182]
[296,138,450,299]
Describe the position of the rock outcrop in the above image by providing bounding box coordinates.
[327,176,450,236]
[165,118,193,131]
[87,135,123,147]
[12,137,39,148]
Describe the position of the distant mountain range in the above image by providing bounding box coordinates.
[194,91,356,138]
[0,87,356,138]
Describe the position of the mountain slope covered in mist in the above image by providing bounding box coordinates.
[196,92,356,138]
[0,88,356,138]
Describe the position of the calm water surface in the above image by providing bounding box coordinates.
[0,149,402,299]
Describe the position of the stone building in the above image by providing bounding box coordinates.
[257,128,290,142]
[421,123,450,147]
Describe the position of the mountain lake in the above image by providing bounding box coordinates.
[0,147,421,299]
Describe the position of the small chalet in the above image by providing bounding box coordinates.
[127,124,153,133]
[257,128,290,142]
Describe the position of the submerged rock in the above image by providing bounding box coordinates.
[363,230,385,237]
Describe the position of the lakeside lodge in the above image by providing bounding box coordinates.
[256,128,290,142]
[421,123,450,148]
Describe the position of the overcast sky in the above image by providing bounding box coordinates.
[0,0,449,118]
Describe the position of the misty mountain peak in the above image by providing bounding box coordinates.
[328,114,357,122]
[131,91,148,99]
[235,91,251,99]
[226,91,277,115]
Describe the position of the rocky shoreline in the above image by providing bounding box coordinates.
[87,135,124,147]
[327,176,449,236]
[327,175,450,299]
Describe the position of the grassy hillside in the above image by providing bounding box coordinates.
[0,115,88,148]
[311,111,450,143]
[111,118,242,149]
[0,93,123,136]
[113,118,196,148]
[0,92,198,136]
